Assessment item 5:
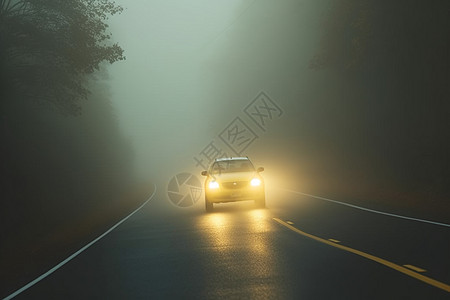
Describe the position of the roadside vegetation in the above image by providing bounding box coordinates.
[0,0,147,293]
[307,0,450,221]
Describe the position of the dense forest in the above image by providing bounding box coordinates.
[0,0,141,286]
[306,0,450,217]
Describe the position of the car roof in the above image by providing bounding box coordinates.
[214,157,249,162]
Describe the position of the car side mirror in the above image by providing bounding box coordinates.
[201,170,208,176]
[257,167,264,172]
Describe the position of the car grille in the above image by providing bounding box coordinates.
[222,181,248,189]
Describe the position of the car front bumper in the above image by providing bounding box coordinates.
[205,186,264,203]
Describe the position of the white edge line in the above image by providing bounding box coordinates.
[282,189,450,228]
[3,184,157,300]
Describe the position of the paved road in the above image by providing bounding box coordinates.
[8,188,450,299]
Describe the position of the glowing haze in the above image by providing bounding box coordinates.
[107,0,328,190]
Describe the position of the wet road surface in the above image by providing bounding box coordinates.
[8,188,450,299]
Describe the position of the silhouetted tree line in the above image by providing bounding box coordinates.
[0,0,124,112]
[308,0,450,216]
[0,0,135,261]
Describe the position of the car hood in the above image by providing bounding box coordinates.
[211,172,257,182]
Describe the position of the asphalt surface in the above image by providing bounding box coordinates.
[7,188,450,299]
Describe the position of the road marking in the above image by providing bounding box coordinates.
[3,185,157,300]
[283,189,450,228]
[404,264,426,273]
[328,239,340,243]
[273,217,450,293]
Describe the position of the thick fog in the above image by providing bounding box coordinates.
[106,0,449,217]
[108,0,247,179]
[107,1,330,194]
[1,1,449,293]
[2,1,447,220]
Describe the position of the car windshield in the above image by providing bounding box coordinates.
[210,160,255,174]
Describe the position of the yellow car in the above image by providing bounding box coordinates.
[201,157,265,212]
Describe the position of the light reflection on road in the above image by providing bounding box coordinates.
[195,206,283,298]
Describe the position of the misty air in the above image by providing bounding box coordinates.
[1,0,449,298]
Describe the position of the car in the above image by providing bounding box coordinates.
[201,157,265,212]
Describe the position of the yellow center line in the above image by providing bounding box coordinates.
[272,217,450,293]
[328,238,341,243]
[404,264,427,273]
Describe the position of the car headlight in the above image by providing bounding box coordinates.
[250,178,261,186]
[208,181,219,189]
